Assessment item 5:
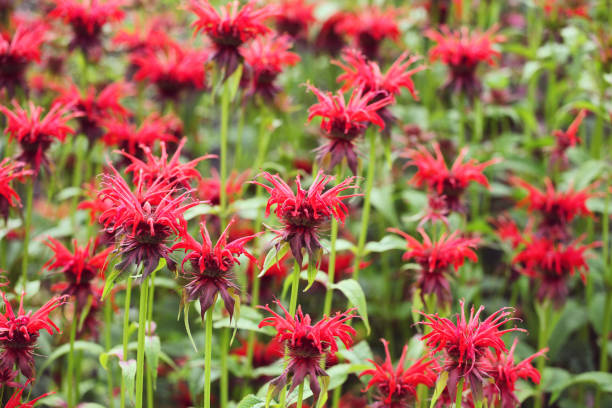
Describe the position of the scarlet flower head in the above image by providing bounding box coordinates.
[513,236,598,304]
[512,177,596,239]
[5,380,54,408]
[189,0,278,76]
[113,16,174,54]
[307,84,393,174]
[403,143,500,212]
[314,11,349,56]
[49,0,125,59]
[360,339,437,408]
[542,0,589,20]
[171,218,260,320]
[198,168,248,206]
[0,158,32,221]
[492,215,526,249]
[0,293,68,378]
[419,300,525,402]
[338,6,401,60]
[253,171,359,266]
[275,0,316,41]
[44,237,112,305]
[483,339,547,408]
[121,139,213,190]
[54,81,132,144]
[425,26,505,96]
[258,300,356,403]
[389,228,479,304]
[240,34,300,99]
[551,109,587,169]
[132,41,209,101]
[0,100,81,174]
[0,21,46,94]
[102,113,179,157]
[98,165,199,279]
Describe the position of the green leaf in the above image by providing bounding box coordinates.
[304,258,318,291]
[145,335,161,388]
[119,359,137,403]
[102,268,122,300]
[237,395,266,408]
[364,235,406,254]
[184,302,198,352]
[331,279,370,334]
[550,371,612,403]
[39,341,104,374]
[430,371,449,408]
[260,243,289,278]
[229,64,244,101]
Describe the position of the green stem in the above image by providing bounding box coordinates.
[67,302,78,408]
[135,278,150,408]
[331,385,341,408]
[204,303,215,408]
[220,327,229,408]
[104,298,115,408]
[289,260,301,315]
[219,78,231,224]
[21,178,33,292]
[323,214,338,315]
[71,136,85,227]
[246,265,261,374]
[296,382,304,408]
[353,130,376,281]
[455,378,464,408]
[535,302,550,408]
[120,277,133,408]
[146,272,156,408]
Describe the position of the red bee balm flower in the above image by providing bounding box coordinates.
[275,0,316,41]
[551,109,587,167]
[0,101,81,174]
[49,0,125,59]
[419,300,525,402]
[44,237,112,305]
[425,26,505,96]
[258,300,356,403]
[253,171,359,265]
[189,0,278,75]
[314,11,349,56]
[0,293,68,378]
[389,228,479,304]
[5,381,54,408]
[307,84,393,174]
[102,113,179,157]
[338,6,400,60]
[98,165,199,278]
[403,143,500,212]
[0,158,32,221]
[198,169,248,206]
[513,236,598,304]
[0,21,46,94]
[240,34,300,99]
[171,218,260,320]
[542,0,589,20]
[483,339,547,408]
[360,339,437,408]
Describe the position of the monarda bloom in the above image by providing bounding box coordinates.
[113,16,173,55]
[240,34,300,100]
[198,169,249,206]
[101,113,179,157]
[49,0,125,60]
[338,6,400,60]
[483,339,547,408]
[542,0,589,20]
[419,300,525,402]
[314,11,349,56]
[307,84,393,175]
[0,100,81,174]
[425,26,505,97]
[389,228,479,304]
[512,177,596,240]
[189,0,278,76]
[403,143,500,213]
[121,139,214,190]
[360,339,437,408]
[98,165,198,278]
[0,293,68,379]
[53,81,132,144]
[0,158,32,221]
[171,218,260,320]
[0,21,46,95]
[258,300,356,403]
[513,236,598,304]
[275,0,316,42]
[131,41,209,101]
[253,171,359,266]
[5,381,54,408]
[44,237,112,305]
[550,109,587,169]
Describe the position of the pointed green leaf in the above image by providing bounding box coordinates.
[145,335,161,388]
[260,243,289,278]
[237,394,266,408]
[331,279,371,334]
[304,259,318,292]
[102,268,122,300]
[430,371,449,408]
[184,303,198,352]
[229,64,244,101]
[119,359,137,403]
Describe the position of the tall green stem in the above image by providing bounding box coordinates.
[597,185,611,405]
[219,78,230,224]
[296,382,304,408]
[67,302,78,408]
[289,260,301,314]
[104,298,115,408]
[146,272,156,408]
[135,278,150,408]
[535,302,551,408]
[120,277,133,408]
[324,216,338,315]
[204,303,215,408]
[455,378,464,408]
[353,131,376,281]
[21,179,33,292]
[220,327,229,408]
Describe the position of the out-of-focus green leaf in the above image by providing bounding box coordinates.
[332,279,370,334]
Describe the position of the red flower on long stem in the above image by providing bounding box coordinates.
[0,158,32,221]
[307,84,393,174]
[418,300,525,402]
[5,380,54,408]
[274,0,316,41]
[0,21,46,94]
[113,16,173,54]
[389,228,479,304]
[314,11,349,56]
[403,143,500,212]
[338,6,401,60]
[483,339,548,408]
[49,0,125,59]
[425,26,505,96]
[0,100,81,174]
[189,0,278,75]
[240,34,300,99]
[253,171,359,265]
[551,109,587,167]
[171,218,260,320]
[360,338,437,408]
[0,293,68,378]
[101,113,179,157]
[44,237,112,305]
[258,300,356,403]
